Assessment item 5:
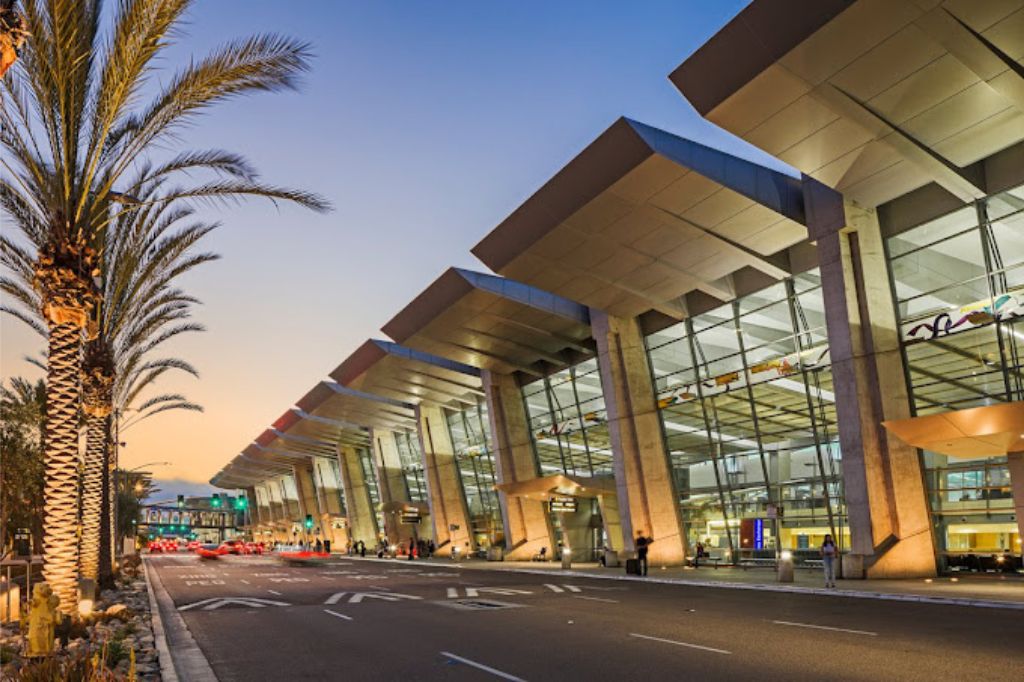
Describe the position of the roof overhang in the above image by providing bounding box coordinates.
[671,0,1024,208]
[297,380,417,432]
[383,268,595,378]
[883,402,1024,458]
[472,117,821,321]
[329,339,483,408]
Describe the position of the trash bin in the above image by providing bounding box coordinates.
[603,549,620,568]
[487,546,504,562]
[777,551,794,583]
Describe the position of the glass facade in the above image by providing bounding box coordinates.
[394,431,428,503]
[356,446,385,535]
[522,358,613,477]
[446,398,504,547]
[887,184,1024,566]
[313,455,347,516]
[646,270,846,561]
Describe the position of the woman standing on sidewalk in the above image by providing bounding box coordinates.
[821,535,838,588]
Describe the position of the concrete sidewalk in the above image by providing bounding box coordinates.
[344,554,1024,610]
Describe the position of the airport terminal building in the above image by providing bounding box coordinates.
[212,0,1024,578]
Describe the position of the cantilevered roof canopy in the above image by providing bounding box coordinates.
[472,117,817,320]
[297,380,416,432]
[383,268,594,377]
[330,339,483,408]
[671,0,1024,207]
[883,402,1024,458]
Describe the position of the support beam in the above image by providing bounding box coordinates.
[591,309,686,565]
[370,429,421,544]
[417,404,474,556]
[336,444,378,546]
[481,369,555,560]
[807,187,937,578]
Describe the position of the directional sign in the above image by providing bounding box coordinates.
[324,591,422,605]
[549,495,577,513]
[178,597,289,611]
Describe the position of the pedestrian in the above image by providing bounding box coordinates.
[695,541,704,568]
[324,539,331,554]
[821,534,837,588]
[359,540,366,558]
[635,531,653,576]
[427,540,435,558]
[315,538,323,553]
[408,538,416,560]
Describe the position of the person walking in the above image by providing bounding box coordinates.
[408,538,416,561]
[635,531,653,576]
[821,534,838,588]
[314,538,323,553]
[695,541,704,568]
[359,540,366,558]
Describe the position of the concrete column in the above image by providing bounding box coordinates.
[417,404,474,556]
[597,493,625,552]
[808,191,937,578]
[481,369,555,560]
[336,444,378,546]
[1008,453,1024,544]
[591,309,687,566]
[371,429,417,544]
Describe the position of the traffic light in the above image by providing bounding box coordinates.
[177,494,185,509]
[235,496,248,510]
[304,514,314,530]
[211,493,221,508]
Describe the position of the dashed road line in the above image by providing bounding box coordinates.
[772,620,877,636]
[268,590,283,596]
[440,651,526,681]
[575,595,618,604]
[629,633,731,655]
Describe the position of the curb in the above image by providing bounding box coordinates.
[345,556,1024,611]
[143,557,219,681]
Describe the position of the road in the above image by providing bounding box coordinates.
[146,554,1024,681]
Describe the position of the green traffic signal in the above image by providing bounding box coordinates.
[211,493,221,508]
[304,514,313,530]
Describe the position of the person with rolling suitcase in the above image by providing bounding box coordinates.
[628,531,653,576]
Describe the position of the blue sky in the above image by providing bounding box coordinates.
[2,0,760,492]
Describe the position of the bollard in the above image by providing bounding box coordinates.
[777,551,794,583]
[561,547,572,570]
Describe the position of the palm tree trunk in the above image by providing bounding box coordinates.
[98,415,114,586]
[79,411,105,581]
[41,320,84,616]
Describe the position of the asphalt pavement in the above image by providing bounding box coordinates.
[145,553,1024,682]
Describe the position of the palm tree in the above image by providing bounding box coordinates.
[0,376,46,552]
[0,0,328,614]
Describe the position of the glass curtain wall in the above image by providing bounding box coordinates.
[356,446,385,536]
[280,474,301,521]
[446,398,504,548]
[313,455,347,517]
[522,358,613,477]
[646,270,845,563]
[394,431,428,503]
[887,184,1024,567]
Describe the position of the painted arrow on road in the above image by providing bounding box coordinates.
[324,591,423,604]
[178,597,290,611]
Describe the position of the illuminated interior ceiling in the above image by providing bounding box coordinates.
[496,473,617,500]
[671,0,1024,207]
[883,401,1024,457]
[383,267,594,378]
[472,117,824,321]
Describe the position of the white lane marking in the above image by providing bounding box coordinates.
[543,584,564,593]
[629,633,731,655]
[368,585,391,591]
[440,651,526,681]
[446,587,459,599]
[178,597,290,611]
[240,580,250,585]
[348,591,421,604]
[324,609,353,622]
[564,585,581,593]
[575,595,618,604]
[465,587,533,598]
[772,620,877,636]
[268,590,283,596]
[325,592,347,605]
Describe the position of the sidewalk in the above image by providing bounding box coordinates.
[346,555,1024,610]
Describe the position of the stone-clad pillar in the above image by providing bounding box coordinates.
[371,429,416,544]
[591,309,686,566]
[417,404,473,556]
[806,186,937,578]
[336,444,378,546]
[481,369,554,560]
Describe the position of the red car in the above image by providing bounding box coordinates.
[196,543,223,559]
[147,540,164,553]
[244,542,263,555]
[218,540,247,555]
[187,540,201,552]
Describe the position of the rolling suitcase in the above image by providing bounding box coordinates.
[625,558,641,575]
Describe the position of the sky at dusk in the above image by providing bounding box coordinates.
[1,0,771,492]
